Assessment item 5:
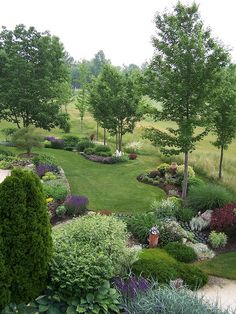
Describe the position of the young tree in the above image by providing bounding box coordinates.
[0,24,69,130]
[143,2,229,199]
[0,169,52,305]
[12,127,42,155]
[89,64,141,150]
[75,61,90,132]
[210,65,236,179]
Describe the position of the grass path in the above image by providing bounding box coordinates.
[43,148,165,213]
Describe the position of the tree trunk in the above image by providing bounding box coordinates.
[81,116,83,132]
[115,132,118,150]
[219,145,224,180]
[96,123,99,141]
[182,151,189,200]
[103,129,106,146]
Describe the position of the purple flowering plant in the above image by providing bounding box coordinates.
[36,163,59,178]
[113,276,151,298]
[64,195,89,215]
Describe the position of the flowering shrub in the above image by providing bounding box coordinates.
[125,141,142,153]
[36,164,59,178]
[186,242,215,260]
[113,276,150,298]
[129,153,137,160]
[64,195,88,215]
[208,231,227,249]
[210,203,236,232]
[44,136,64,149]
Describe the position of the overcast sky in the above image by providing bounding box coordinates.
[1,0,236,66]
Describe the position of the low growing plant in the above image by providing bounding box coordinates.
[208,231,228,249]
[164,242,197,263]
[43,180,68,201]
[64,195,89,215]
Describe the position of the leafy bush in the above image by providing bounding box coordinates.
[64,195,88,215]
[55,205,67,218]
[157,163,170,175]
[208,231,228,249]
[0,150,15,157]
[164,242,197,263]
[42,180,68,201]
[129,153,137,160]
[151,198,180,219]
[42,171,57,181]
[127,213,159,244]
[96,151,113,157]
[50,138,64,149]
[176,165,195,179]
[175,207,195,223]
[0,169,52,306]
[63,135,79,149]
[187,184,234,211]
[132,249,207,290]
[188,177,205,188]
[32,154,57,166]
[84,147,96,155]
[123,285,230,314]
[12,127,42,155]
[36,163,59,178]
[210,202,236,232]
[51,215,136,297]
[1,127,17,142]
[95,145,112,153]
[77,139,95,152]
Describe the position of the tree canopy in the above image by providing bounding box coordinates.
[0,24,69,130]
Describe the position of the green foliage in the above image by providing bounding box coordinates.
[84,147,96,155]
[190,216,209,231]
[164,242,197,263]
[12,127,42,154]
[51,215,135,297]
[126,213,159,244]
[95,145,112,153]
[150,198,180,219]
[132,249,207,290]
[32,153,57,166]
[42,180,68,201]
[157,163,170,175]
[176,165,195,179]
[77,139,95,152]
[187,184,234,211]
[1,128,17,142]
[55,205,67,218]
[0,24,69,130]
[123,285,230,314]
[0,169,52,305]
[143,2,229,198]
[174,207,195,223]
[0,150,15,157]
[208,231,228,249]
[63,135,79,149]
[42,172,57,181]
[89,64,142,150]
[188,177,205,188]
[56,112,71,133]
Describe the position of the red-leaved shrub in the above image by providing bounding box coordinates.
[129,153,137,160]
[210,202,236,232]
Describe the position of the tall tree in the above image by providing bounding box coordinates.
[0,24,69,130]
[75,61,90,131]
[89,64,141,150]
[210,65,236,179]
[143,2,229,199]
[91,50,110,77]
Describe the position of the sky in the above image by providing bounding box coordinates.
[1,0,236,66]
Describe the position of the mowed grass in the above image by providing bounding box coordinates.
[2,146,165,213]
[197,252,236,280]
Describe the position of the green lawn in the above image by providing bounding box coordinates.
[197,252,236,280]
[35,148,165,213]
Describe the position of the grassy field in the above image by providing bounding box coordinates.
[197,252,236,280]
[1,101,236,194]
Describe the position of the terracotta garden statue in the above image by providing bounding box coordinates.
[148,225,160,248]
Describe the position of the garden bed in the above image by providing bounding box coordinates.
[81,152,128,164]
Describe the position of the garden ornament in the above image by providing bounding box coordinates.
[148,225,159,248]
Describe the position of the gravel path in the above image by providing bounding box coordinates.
[198,276,236,312]
[0,170,11,183]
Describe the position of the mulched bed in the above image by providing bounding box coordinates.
[18,152,39,158]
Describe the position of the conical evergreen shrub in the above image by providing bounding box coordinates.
[0,169,52,307]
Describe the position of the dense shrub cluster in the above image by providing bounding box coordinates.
[210,202,236,232]
[0,169,52,308]
[164,242,197,263]
[42,180,68,201]
[132,249,208,290]
[50,215,136,297]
